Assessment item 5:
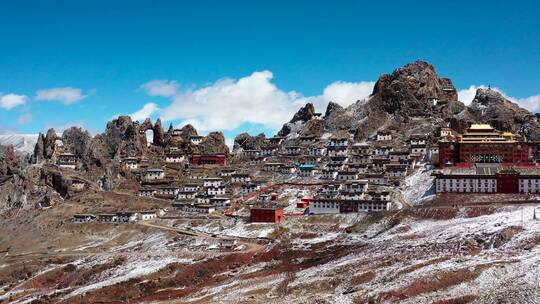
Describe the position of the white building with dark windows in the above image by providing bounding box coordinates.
[376,130,392,141]
[203,178,223,188]
[231,173,251,184]
[123,157,138,170]
[144,168,165,180]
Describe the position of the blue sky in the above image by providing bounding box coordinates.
[0,0,539,142]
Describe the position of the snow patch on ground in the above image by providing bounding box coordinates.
[400,163,435,205]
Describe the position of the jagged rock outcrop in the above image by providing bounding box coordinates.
[152,119,165,147]
[451,88,540,140]
[44,129,58,159]
[32,129,58,163]
[371,60,458,116]
[324,102,344,119]
[198,132,229,154]
[291,103,316,123]
[61,127,92,160]
[33,133,45,163]
[280,60,481,142]
[233,133,266,151]
[102,116,143,159]
[278,103,317,137]
[180,124,198,140]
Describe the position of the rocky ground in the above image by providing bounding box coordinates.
[1,194,540,303]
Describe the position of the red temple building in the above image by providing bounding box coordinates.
[190,153,227,166]
[439,124,530,167]
[250,208,284,223]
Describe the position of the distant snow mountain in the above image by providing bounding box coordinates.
[0,134,38,154]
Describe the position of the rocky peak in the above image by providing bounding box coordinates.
[324,101,344,119]
[371,60,458,115]
[465,88,537,135]
[290,103,316,124]
[278,103,317,137]
[100,115,141,159]
[470,88,509,107]
[198,132,229,155]
[233,133,266,151]
[153,118,165,147]
[44,129,58,159]
[61,127,92,160]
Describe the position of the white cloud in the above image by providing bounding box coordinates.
[17,112,32,124]
[129,102,159,122]
[141,80,179,97]
[35,87,89,105]
[159,70,373,133]
[514,94,540,113]
[0,93,27,110]
[458,85,540,112]
[321,81,375,107]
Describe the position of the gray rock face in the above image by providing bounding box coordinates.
[198,132,229,155]
[278,103,317,137]
[290,103,316,124]
[370,60,458,116]
[280,60,540,143]
[324,102,344,119]
[152,118,165,147]
[452,88,540,140]
[233,133,266,151]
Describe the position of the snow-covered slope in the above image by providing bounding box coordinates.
[0,134,38,154]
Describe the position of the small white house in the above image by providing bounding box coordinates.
[176,190,196,200]
[263,163,283,172]
[219,169,236,177]
[283,146,302,155]
[184,184,200,192]
[123,157,138,170]
[240,183,261,195]
[144,169,165,180]
[321,169,338,180]
[165,153,185,163]
[116,212,139,223]
[326,146,348,157]
[203,177,223,188]
[298,165,319,177]
[336,171,358,181]
[408,134,427,146]
[261,146,279,156]
[329,137,348,147]
[190,135,204,145]
[57,153,78,169]
[156,186,180,198]
[72,214,96,223]
[280,165,296,174]
[207,186,226,196]
[138,188,157,197]
[231,173,251,184]
[376,130,392,141]
[209,197,231,209]
[138,211,157,221]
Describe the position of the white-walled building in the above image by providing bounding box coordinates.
[231,173,251,184]
[376,130,392,141]
[144,169,165,180]
[123,157,138,170]
[203,178,223,188]
[207,186,226,196]
[165,153,185,163]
